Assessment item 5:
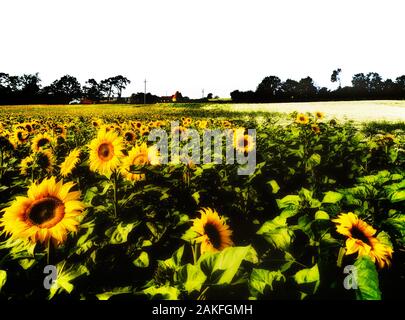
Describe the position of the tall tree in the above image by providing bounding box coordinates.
[43,75,82,101]
[256,76,282,98]
[100,75,131,99]
[331,68,342,88]
[352,73,368,90]
[296,77,318,99]
[19,73,41,95]
[83,79,102,100]
[366,72,383,93]
[111,75,131,98]
[395,75,405,98]
[280,79,299,99]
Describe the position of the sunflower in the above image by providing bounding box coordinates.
[311,124,321,134]
[120,143,160,182]
[233,129,255,154]
[60,148,81,177]
[182,117,192,127]
[88,130,124,176]
[14,128,29,145]
[53,125,67,139]
[171,126,186,137]
[333,212,393,268]
[31,132,55,152]
[133,121,142,130]
[0,135,15,151]
[35,149,56,174]
[24,122,34,133]
[91,119,103,128]
[196,120,208,129]
[296,113,309,125]
[139,125,149,136]
[20,155,34,175]
[191,208,233,255]
[0,177,84,245]
[315,111,324,120]
[221,120,232,129]
[123,130,136,143]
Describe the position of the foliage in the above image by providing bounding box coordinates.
[0,106,403,300]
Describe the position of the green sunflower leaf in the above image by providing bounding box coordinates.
[249,269,286,298]
[0,270,6,292]
[133,251,150,268]
[354,256,381,300]
[198,246,256,285]
[179,264,207,293]
[142,285,180,300]
[322,191,343,204]
[294,264,320,298]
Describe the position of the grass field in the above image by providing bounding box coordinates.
[1,100,405,123]
[0,101,404,300]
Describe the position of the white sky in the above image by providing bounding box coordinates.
[1,0,404,98]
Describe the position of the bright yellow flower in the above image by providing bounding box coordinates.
[0,177,85,245]
[31,132,55,152]
[88,130,124,176]
[296,113,309,125]
[196,120,208,129]
[315,111,324,120]
[60,148,81,177]
[233,129,255,153]
[123,130,136,143]
[53,125,67,139]
[36,149,55,174]
[20,155,34,176]
[311,124,321,134]
[14,128,29,145]
[191,208,233,255]
[120,143,160,182]
[333,212,393,268]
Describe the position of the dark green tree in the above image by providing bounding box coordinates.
[331,68,342,88]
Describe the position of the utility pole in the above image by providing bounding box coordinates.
[202,88,204,99]
[144,78,147,104]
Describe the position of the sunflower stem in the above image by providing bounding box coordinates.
[0,147,3,180]
[191,241,198,265]
[337,247,346,268]
[112,171,118,218]
[46,239,51,265]
[31,154,37,182]
[197,286,209,300]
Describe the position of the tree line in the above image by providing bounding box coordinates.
[231,70,405,102]
[0,73,130,104]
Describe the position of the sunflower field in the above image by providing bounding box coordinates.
[0,104,404,300]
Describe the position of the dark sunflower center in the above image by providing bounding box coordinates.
[204,223,222,249]
[37,138,50,147]
[125,132,134,141]
[243,137,249,147]
[17,132,26,141]
[28,197,62,225]
[350,226,371,245]
[37,153,50,168]
[98,143,114,160]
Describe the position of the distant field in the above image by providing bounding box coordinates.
[0,100,405,123]
[202,100,405,123]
